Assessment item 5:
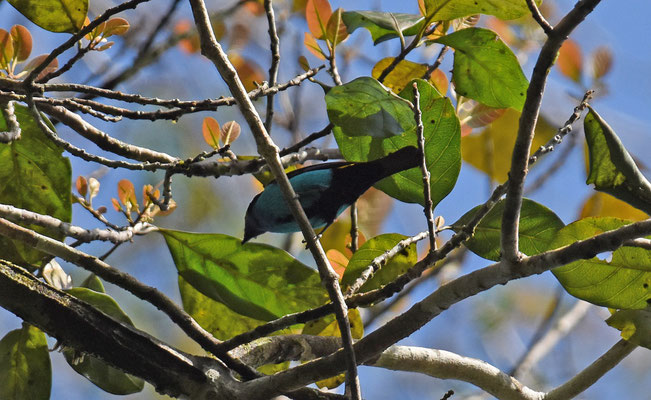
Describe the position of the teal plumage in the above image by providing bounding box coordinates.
[242,146,420,243]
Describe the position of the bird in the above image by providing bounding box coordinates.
[242,146,420,243]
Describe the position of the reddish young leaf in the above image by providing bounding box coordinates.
[23,54,59,81]
[243,0,265,16]
[305,0,332,40]
[229,53,264,91]
[117,179,137,210]
[103,18,130,38]
[221,121,241,145]
[557,39,583,83]
[0,29,14,69]
[304,32,326,60]
[76,176,88,197]
[156,199,177,216]
[142,184,160,207]
[174,20,201,54]
[95,42,115,51]
[460,101,507,128]
[10,25,32,63]
[111,198,122,212]
[429,68,449,96]
[591,46,613,80]
[202,117,220,149]
[326,249,348,280]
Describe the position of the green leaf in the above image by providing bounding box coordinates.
[0,325,51,400]
[326,76,415,139]
[7,0,88,33]
[606,309,651,350]
[334,79,461,206]
[584,107,651,215]
[435,28,528,111]
[0,105,72,270]
[63,288,144,395]
[424,0,541,20]
[341,234,417,293]
[80,273,105,293]
[179,276,268,341]
[342,11,425,44]
[550,217,651,310]
[452,198,565,261]
[161,230,328,321]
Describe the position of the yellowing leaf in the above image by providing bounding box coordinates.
[326,249,348,279]
[462,109,556,181]
[558,39,582,83]
[202,117,220,149]
[305,0,332,40]
[372,58,430,93]
[580,192,649,221]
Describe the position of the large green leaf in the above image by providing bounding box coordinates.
[0,105,72,269]
[326,76,415,139]
[342,11,425,44]
[584,108,651,215]
[435,28,528,111]
[550,217,651,310]
[63,288,144,395]
[334,79,461,206]
[161,230,328,321]
[424,0,541,20]
[0,325,51,400]
[341,233,417,293]
[179,276,268,341]
[8,0,88,33]
[452,198,564,261]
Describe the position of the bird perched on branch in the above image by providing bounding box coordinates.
[242,146,420,243]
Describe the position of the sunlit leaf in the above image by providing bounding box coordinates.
[22,54,58,81]
[550,217,651,309]
[102,18,129,37]
[326,249,348,279]
[423,0,541,20]
[435,28,528,111]
[0,105,71,269]
[332,79,461,206]
[0,325,51,400]
[202,117,220,149]
[305,0,332,40]
[557,39,582,83]
[8,0,88,33]
[584,107,651,215]
[341,233,417,293]
[372,57,446,95]
[326,76,415,139]
[161,230,329,320]
[0,29,14,70]
[10,25,32,63]
[342,11,425,44]
[452,198,565,261]
[458,100,507,129]
[298,55,311,71]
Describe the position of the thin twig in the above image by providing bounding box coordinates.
[413,83,436,252]
[422,46,449,81]
[264,0,281,132]
[526,0,554,35]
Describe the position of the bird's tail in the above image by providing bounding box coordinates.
[363,145,421,179]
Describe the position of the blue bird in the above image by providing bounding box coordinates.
[242,146,420,243]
